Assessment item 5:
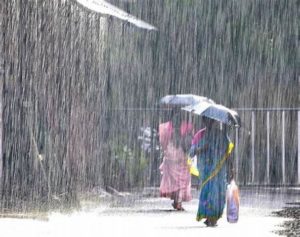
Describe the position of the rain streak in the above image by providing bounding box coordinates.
[0,0,298,236]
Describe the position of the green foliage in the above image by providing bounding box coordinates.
[109,141,148,190]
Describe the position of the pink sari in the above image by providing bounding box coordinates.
[159,121,173,151]
[159,121,192,202]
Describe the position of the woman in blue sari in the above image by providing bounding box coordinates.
[189,117,230,227]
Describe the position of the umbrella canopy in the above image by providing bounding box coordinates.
[159,94,214,107]
[182,101,241,127]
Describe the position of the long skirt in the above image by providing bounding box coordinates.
[159,143,192,202]
[196,177,226,221]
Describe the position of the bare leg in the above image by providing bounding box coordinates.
[171,192,178,209]
[171,191,184,210]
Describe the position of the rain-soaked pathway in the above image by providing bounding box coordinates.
[1,187,298,237]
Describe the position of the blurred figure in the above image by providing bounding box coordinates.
[189,117,232,226]
[159,118,193,211]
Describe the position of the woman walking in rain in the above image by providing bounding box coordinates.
[159,118,193,211]
[189,117,232,226]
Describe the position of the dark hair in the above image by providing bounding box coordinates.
[171,126,192,153]
[202,116,214,127]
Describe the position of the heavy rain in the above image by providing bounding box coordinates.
[0,0,299,236]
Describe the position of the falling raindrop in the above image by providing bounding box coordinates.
[0,0,298,218]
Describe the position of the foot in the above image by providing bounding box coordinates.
[204,219,209,226]
[176,202,185,211]
[204,219,217,227]
[172,202,184,211]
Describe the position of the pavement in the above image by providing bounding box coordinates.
[0,186,299,237]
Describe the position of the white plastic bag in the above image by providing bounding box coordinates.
[226,179,240,223]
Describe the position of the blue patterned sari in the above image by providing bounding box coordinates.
[189,127,230,221]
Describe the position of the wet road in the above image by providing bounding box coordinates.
[0,187,298,237]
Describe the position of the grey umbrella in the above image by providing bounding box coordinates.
[159,94,214,107]
[181,101,241,127]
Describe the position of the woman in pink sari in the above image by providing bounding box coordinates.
[159,120,193,210]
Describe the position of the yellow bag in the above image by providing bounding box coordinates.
[187,156,199,177]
